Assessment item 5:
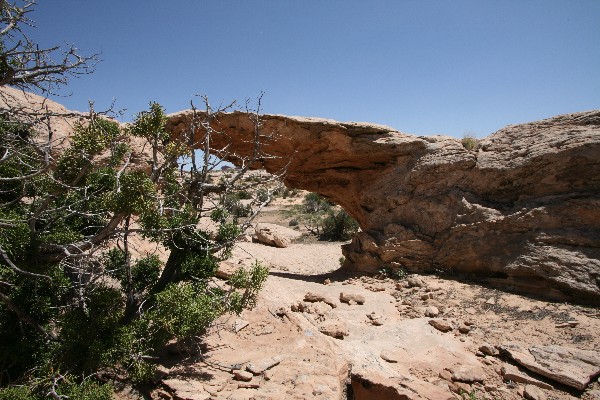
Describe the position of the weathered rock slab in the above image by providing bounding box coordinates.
[499,342,600,390]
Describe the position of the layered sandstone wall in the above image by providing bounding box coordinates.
[167,110,600,305]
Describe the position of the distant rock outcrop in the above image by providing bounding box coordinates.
[167,110,600,304]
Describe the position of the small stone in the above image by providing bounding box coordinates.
[485,297,496,305]
[272,306,287,317]
[263,370,273,381]
[555,321,579,328]
[524,384,547,400]
[449,381,472,394]
[429,319,453,332]
[381,352,399,363]
[439,369,453,381]
[318,320,349,339]
[587,389,600,399]
[339,292,365,305]
[395,281,407,290]
[481,358,493,365]
[484,384,497,392]
[233,370,253,382]
[152,365,170,383]
[406,276,425,288]
[450,364,487,383]
[246,356,282,375]
[421,293,433,300]
[323,278,331,285]
[479,343,498,356]
[458,323,472,334]
[476,351,485,357]
[304,292,337,308]
[155,389,172,399]
[501,364,553,390]
[425,306,440,317]
[234,319,249,333]
[238,382,260,389]
[465,307,477,315]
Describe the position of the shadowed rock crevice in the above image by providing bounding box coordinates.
[166,110,600,305]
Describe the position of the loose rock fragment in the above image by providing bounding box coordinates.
[501,364,553,390]
[429,319,453,332]
[234,319,249,333]
[238,382,260,389]
[524,384,547,400]
[233,370,253,382]
[425,306,440,317]
[449,364,486,383]
[380,352,399,363]
[304,292,337,308]
[318,319,349,339]
[406,276,425,288]
[479,343,498,356]
[246,356,282,375]
[339,292,365,305]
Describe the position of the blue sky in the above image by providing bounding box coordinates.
[30,1,600,137]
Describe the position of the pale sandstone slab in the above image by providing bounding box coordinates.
[499,342,600,390]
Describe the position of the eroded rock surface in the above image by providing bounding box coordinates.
[167,110,600,304]
[499,342,600,391]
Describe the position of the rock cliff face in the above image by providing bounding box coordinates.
[167,110,600,304]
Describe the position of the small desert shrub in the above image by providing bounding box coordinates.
[285,192,359,241]
[461,134,479,151]
[303,192,333,213]
[221,193,251,217]
[321,209,359,240]
[377,266,407,280]
[238,190,252,200]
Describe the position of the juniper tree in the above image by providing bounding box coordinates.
[0,2,278,397]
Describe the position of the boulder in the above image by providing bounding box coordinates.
[167,110,600,304]
[254,223,301,248]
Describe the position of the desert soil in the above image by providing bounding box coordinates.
[129,196,600,400]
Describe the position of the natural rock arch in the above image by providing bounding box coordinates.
[166,110,600,305]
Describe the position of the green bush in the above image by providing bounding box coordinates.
[461,134,478,151]
[285,193,359,241]
[0,100,271,394]
[321,209,359,240]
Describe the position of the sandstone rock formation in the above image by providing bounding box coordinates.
[499,342,600,391]
[166,110,600,304]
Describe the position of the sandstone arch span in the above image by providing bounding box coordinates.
[166,110,600,305]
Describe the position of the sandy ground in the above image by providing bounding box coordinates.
[117,198,600,400]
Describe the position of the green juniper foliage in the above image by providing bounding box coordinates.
[0,103,268,399]
[0,3,275,395]
[286,192,359,241]
[0,102,271,395]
